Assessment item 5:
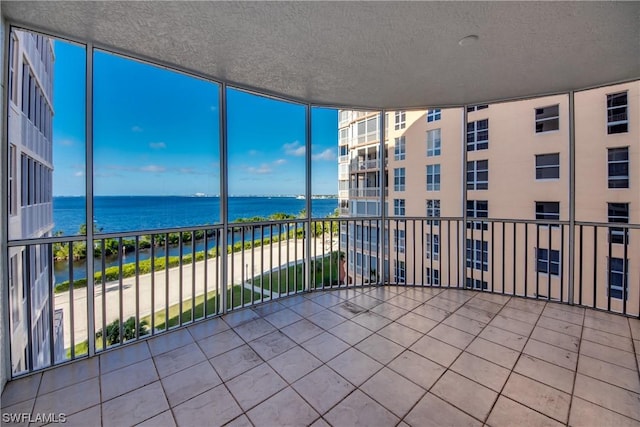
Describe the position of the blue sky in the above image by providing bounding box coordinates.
[52,41,338,197]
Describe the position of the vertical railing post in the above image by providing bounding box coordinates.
[85,42,95,356]
[378,110,386,285]
[568,91,576,305]
[304,104,312,292]
[461,107,468,289]
[219,84,229,313]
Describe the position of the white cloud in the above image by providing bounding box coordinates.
[247,164,272,175]
[140,165,166,173]
[149,142,166,149]
[248,150,260,156]
[74,171,84,177]
[273,159,287,166]
[283,141,306,157]
[58,139,75,146]
[312,148,336,161]
[132,126,143,132]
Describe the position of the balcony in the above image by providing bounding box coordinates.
[349,188,381,198]
[2,218,640,426]
[351,158,380,172]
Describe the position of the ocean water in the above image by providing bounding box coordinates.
[53,196,338,236]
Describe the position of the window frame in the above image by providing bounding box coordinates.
[393,167,405,191]
[426,128,441,157]
[393,199,405,216]
[466,119,489,151]
[426,199,440,226]
[427,109,441,122]
[607,92,628,134]
[466,239,489,271]
[467,160,488,190]
[535,153,560,180]
[426,164,441,191]
[536,248,561,276]
[394,136,406,161]
[608,202,629,244]
[394,110,406,130]
[466,200,488,230]
[608,257,628,300]
[535,104,560,133]
[425,233,439,261]
[607,147,629,188]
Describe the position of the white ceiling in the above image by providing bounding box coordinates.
[3,1,639,109]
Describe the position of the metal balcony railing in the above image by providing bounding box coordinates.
[349,188,381,198]
[6,217,640,377]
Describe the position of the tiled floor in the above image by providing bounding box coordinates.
[2,286,640,426]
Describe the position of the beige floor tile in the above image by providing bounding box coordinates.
[362,367,426,418]
[574,374,640,421]
[531,326,580,352]
[489,314,535,337]
[268,346,322,383]
[579,340,637,370]
[388,350,445,390]
[172,384,242,427]
[38,358,99,395]
[290,300,329,317]
[280,319,325,343]
[308,292,344,308]
[369,302,409,320]
[161,360,222,407]
[262,307,303,329]
[442,313,486,336]
[582,326,635,353]
[248,330,297,360]
[327,347,383,386]
[0,399,35,427]
[226,363,287,411]
[197,329,245,359]
[502,373,571,423]
[404,393,482,427]
[585,309,630,327]
[506,297,545,315]
[57,404,101,427]
[536,316,582,338]
[428,323,475,349]
[395,312,438,334]
[136,410,176,427]
[499,306,540,324]
[351,312,393,332]
[0,373,41,408]
[234,318,277,342]
[33,378,100,418]
[479,325,527,351]
[450,352,510,392]
[465,297,504,314]
[328,320,373,345]
[278,294,308,308]
[386,294,424,310]
[578,354,640,393]
[186,317,229,341]
[301,331,349,362]
[292,365,355,414]
[148,329,194,356]
[412,304,452,322]
[355,333,405,364]
[431,371,497,421]
[455,305,497,323]
[402,287,442,302]
[441,289,477,303]
[154,342,206,378]
[101,359,158,401]
[377,322,423,347]
[225,414,253,427]
[328,300,368,319]
[523,339,578,370]
[222,308,260,328]
[542,305,584,326]
[247,387,319,427]
[584,316,630,338]
[348,294,385,310]
[324,389,400,427]
[102,381,169,427]
[307,309,348,330]
[466,337,520,370]
[210,344,263,381]
[410,335,462,368]
[251,300,286,317]
[100,341,151,374]
[569,397,640,427]
[425,296,464,312]
[487,396,563,427]
[513,354,575,394]
[630,318,640,341]
[309,417,331,427]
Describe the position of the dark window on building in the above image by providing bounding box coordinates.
[535,105,559,133]
[607,92,628,134]
[535,153,560,179]
[608,147,629,188]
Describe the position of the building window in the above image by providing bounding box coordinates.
[394,136,406,161]
[395,111,406,130]
[9,255,19,330]
[426,129,441,157]
[356,116,379,144]
[466,239,488,271]
[426,199,440,225]
[467,105,488,112]
[466,200,488,230]
[394,168,405,191]
[535,202,560,222]
[426,164,441,191]
[465,278,488,290]
[535,105,559,133]
[393,199,405,216]
[608,258,628,300]
[467,160,488,190]
[467,119,489,151]
[9,145,16,216]
[536,249,560,275]
[427,109,441,122]
[426,268,439,285]
[535,153,560,179]
[607,92,628,134]
[9,33,19,102]
[608,147,629,188]
[394,229,405,253]
[395,260,406,284]
[426,233,439,260]
[608,203,629,244]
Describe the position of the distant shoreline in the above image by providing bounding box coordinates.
[52,194,339,198]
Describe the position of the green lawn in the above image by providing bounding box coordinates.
[256,252,341,294]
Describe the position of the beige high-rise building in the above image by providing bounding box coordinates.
[339,81,639,316]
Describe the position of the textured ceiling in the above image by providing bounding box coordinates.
[3,1,639,109]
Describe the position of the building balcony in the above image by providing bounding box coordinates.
[2,218,639,426]
[349,188,381,198]
[351,158,380,172]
